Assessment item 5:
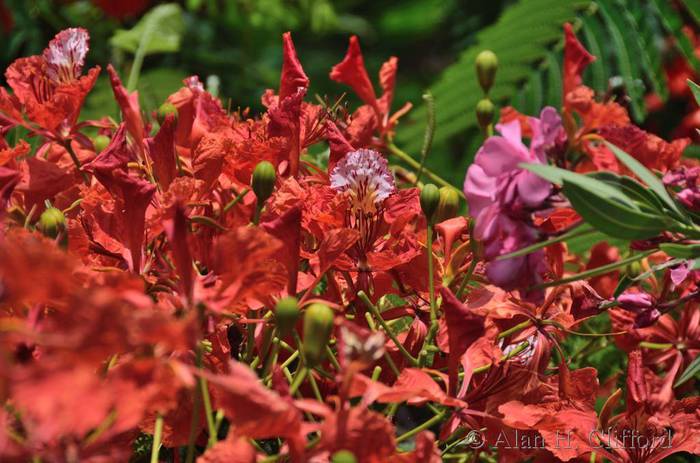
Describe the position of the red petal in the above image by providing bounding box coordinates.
[318,228,360,273]
[440,287,486,396]
[330,36,378,110]
[279,32,309,101]
[563,23,595,99]
[163,203,194,302]
[107,64,145,155]
[197,434,258,463]
[378,56,398,117]
[147,114,177,190]
[325,120,354,173]
[261,204,302,293]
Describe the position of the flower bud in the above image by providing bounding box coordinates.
[435,186,461,222]
[617,291,655,313]
[275,296,300,335]
[251,161,276,205]
[92,134,110,153]
[331,450,357,463]
[302,303,334,367]
[157,102,178,125]
[475,98,495,130]
[420,183,440,223]
[38,207,65,239]
[475,50,498,94]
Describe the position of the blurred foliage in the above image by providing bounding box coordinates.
[0,0,697,185]
[0,0,507,119]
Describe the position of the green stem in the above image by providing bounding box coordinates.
[639,341,674,350]
[63,141,90,184]
[261,337,281,378]
[199,374,217,448]
[253,204,261,225]
[223,188,249,213]
[289,367,308,395]
[244,310,256,363]
[396,410,446,443]
[497,320,533,340]
[495,225,594,261]
[455,258,478,300]
[126,19,156,91]
[531,250,654,290]
[387,143,465,198]
[415,91,435,185]
[150,414,163,463]
[358,291,419,366]
[467,340,530,376]
[325,345,341,371]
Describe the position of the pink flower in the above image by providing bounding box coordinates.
[330,148,395,215]
[616,290,661,328]
[464,107,563,297]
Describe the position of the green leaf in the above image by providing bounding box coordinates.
[612,273,634,298]
[658,243,700,258]
[521,163,638,208]
[674,354,700,387]
[589,171,666,214]
[110,3,185,55]
[562,180,666,240]
[395,0,584,153]
[651,0,700,70]
[604,141,688,221]
[688,79,700,107]
[596,1,644,120]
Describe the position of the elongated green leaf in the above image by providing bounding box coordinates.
[521,163,638,208]
[651,0,700,70]
[496,224,594,260]
[682,0,700,24]
[562,180,666,240]
[581,14,607,94]
[597,1,644,120]
[659,243,700,258]
[604,142,688,222]
[612,273,634,298]
[111,4,185,55]
[395,0,583,153]
[589,171,666,214]
[675,354,700,387]
[688,79,700,107]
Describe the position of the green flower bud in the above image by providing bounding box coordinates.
[475,98,495,130]
[251,161,276,205]
[92,134,110,153]
[275,296,300,335]
[420,183,440,223]
[157,102,178,125]
[625,260,643,279]
[331,450,357,463]
[38,207,65,239]
[475,50,498,94]
[435,186,461,223]
[302,303,334,367]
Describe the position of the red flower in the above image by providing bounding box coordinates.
[1,28,100,140]
[330,36,412,147]
[590,351,700,463]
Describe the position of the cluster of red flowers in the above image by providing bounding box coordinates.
[0,23,698,463]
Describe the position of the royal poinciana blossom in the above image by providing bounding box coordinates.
[0,21,699,463]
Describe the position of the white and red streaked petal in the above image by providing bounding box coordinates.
[330,149,395,213]
[43,28,89,84]
[184,76,204,92]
